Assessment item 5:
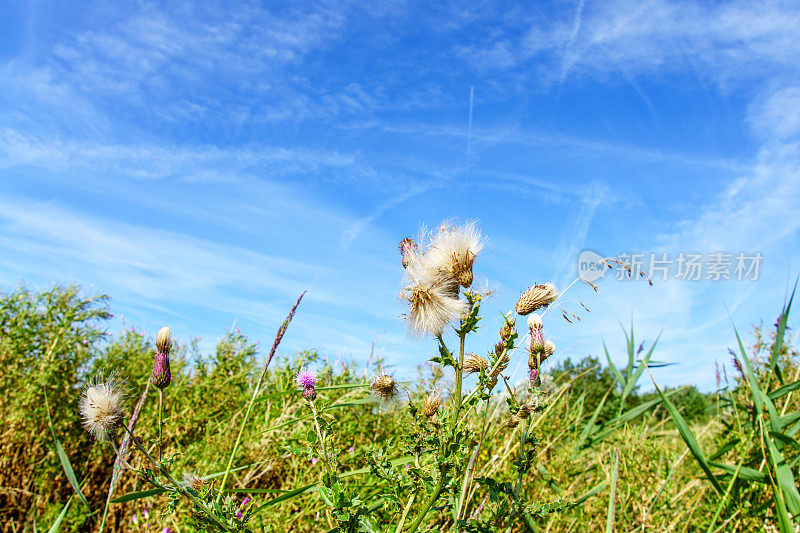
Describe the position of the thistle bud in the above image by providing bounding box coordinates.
[422,393,441,417]
[503,415,521,429]
[302,387,317,402]
[398,237,416,269]
[152,351,171,389]
[543,340,556,358]
[529,367,541,387]
[463,353,488,374]
[527,313,543,331]
[518,404,532,420]
[156,326,172,354]
[515,283,558,316]
[529,327,545,355]
[499,314,516,342]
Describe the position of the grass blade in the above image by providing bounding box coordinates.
[44,389,90,512]
[648,368,723,494]
[605,450,620,533]
[47,495,73,533]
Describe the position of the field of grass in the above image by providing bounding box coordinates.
[3,278,800,531]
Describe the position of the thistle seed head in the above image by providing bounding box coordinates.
[371,374,398,401]
[156,326,172,354]
[422,393,441,417]
[463,353,489,374]
[428,220,485,288]
[80,377,126,441]
[527,313,543,331]
[515,283,558,315]
[152,351,171,390]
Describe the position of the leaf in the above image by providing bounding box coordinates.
[575,387,612,451]
[769,380,800,401]
[44,389,90,512]
[623,332,661,400]
[649,373,723,494]
[604,343,625,388]
[769,278,796,383]
[573,481,608,506]
[110,488,166,503]
[47,496,73,533]
[708,461,767,483]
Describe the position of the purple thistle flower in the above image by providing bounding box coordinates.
[162,529,170,533]
[296,369,317,390]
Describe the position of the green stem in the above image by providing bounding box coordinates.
[406,470,446,533]
[217,292,304,503]
[121,425,231,531]
[310,401,335,477]
[158,390,163,463]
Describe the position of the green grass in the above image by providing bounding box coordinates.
[2,283,799,532]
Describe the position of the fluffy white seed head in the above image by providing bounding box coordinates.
[427,220,485,288]
[402,245,467,337]
[80,378,126,441]
[527,313,543,331]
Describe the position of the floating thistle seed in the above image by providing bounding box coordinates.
[151,351,171,389]
[371,374,398,401]
[80,378,126,441]
[515,283,558,316]
[527,313,543,332]
[428,220,485,288]
[422,393,441,417]
[182,472,206,492]
[156,326,172,354]
[463,353,488,374]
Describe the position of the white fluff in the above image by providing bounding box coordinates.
[80,378,125,441]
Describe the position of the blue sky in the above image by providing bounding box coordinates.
[1,0,800,391]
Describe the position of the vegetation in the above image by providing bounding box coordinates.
[3,224,800,532]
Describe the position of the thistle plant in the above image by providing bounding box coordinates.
[385,220,571,531]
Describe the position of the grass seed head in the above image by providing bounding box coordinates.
[80,377,126,441]
[516,283,558,315]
